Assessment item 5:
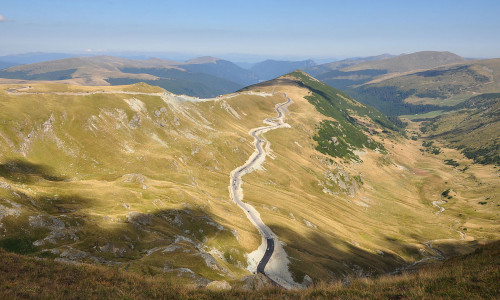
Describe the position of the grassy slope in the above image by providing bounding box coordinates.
[0,240,498,299]
[288,71,395,160]
[418,93,500,165]
[0,82,287,284]
[345,59,500,116]
[0,79,499,288]
[238,73,500,283]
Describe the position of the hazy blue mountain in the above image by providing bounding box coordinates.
[0,56,245,97]
[0,61,16,70]
[0,52,78,65]
[304,54,395,77]
[250,59,316,81]
[177,57,258,86]
[233,61,255,69]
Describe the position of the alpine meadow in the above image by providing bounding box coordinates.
[0,1,499,299]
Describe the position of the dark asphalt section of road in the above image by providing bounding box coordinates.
[257,238,274,274]
[256,238,280,286]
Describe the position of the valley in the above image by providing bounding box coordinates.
[0,69,498,292]
[2,0,499,297]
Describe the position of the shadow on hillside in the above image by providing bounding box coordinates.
[268,223,481,282]
[33,194,95,214]
[0,159,67,183]
[0,188,484,284]
[0,203,237,270]
[73,207,241,281]
[0,191,96,254]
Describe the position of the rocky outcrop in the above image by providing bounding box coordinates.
[206,280,232,291]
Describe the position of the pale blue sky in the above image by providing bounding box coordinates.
[1,0,499,60]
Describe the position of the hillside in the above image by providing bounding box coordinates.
[242,71,396,160]
[306,51,467,97]
[305,54,395,77]
[350,58,500,115]
[0,240,498,299]
[314,54,500,168]
[417,93,500,165]
[344,51,465,73]
[0,74,498,289]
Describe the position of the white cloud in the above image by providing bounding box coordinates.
[0,14,6,22]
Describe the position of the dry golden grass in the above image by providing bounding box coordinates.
[0,80,498,287]
[0,240,498,299]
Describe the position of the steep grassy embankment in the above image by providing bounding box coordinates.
[289,71,394,161]
[0,240,498,299]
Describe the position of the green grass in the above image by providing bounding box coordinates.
[313,120,381,161]
[288,71,390,160]
[402,110,445,120]
[418,93,500,165]
[343,60,499,116]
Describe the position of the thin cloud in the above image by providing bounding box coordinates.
[0,14,7,22]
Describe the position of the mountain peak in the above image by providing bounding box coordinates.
[287,69,314,78]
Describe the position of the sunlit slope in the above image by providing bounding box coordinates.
[0,82,288,285]
[239,71,499,282]
[306,51,465,93]
[0,76,498,287]
[347,58,500,115]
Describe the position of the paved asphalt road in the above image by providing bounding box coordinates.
[228,94,292,282]
[257,238,275,274]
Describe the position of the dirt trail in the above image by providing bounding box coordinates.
[394,192,468,274]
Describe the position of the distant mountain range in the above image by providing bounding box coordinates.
[1,51,499,116]
[0,52,78,65]
[0,54,319,97]
[302,51,500,116]
[304,51,466,92]
[249,59,316,81]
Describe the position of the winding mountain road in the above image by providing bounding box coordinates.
[229,94,292,286]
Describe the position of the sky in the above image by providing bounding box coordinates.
[1,0,499,61]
